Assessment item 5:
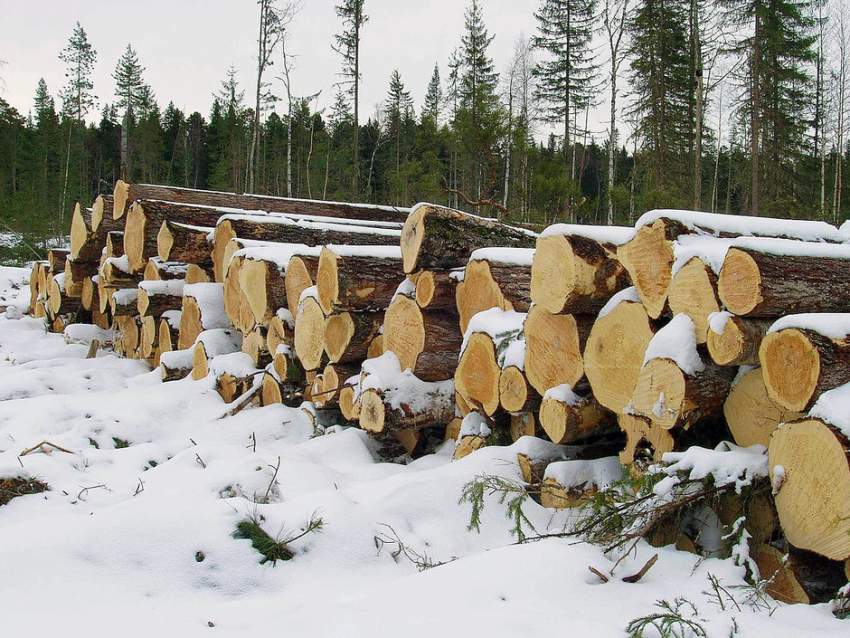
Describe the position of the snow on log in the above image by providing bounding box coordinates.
[324,311,384,364]
[539,384,616,445]
[357,352,455,433]
[138,279,185,318]
[157,220,214,265]
[618,210,843,319]
[531,224,632,315]
[760,314,850,413]
[101,256,142,288]
[523,305,592,395]
[47,273,80,316]
[630,314,735,430]
[383,292,462,381]
[178,283,228,350]
[191,329,244,380]
[718,239,850,317]
[400,203,537,273]
[47,248,69,274]
[540,456,623,509]
[143,258,191,282]
[112,180,410,222]
[160,348,193,382]
[456,248,533,334]
[724,367,803,448]
[583,288,656,414]
[212,214,402,282]
[706,312,772,366]
[109,288,138,317]
[316,245,404,314]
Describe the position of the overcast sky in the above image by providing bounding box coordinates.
[1,1,572,125]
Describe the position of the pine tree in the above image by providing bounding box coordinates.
[58,22,96,237]
[209,66,248,192]
[333,0,368,199]
[533,0,599,176]
[718,0,817,216]
[422,63,443,125]
[627,0,693,198]
[32,79,61,233]
[384,70,413,166]
[113,44,146,180]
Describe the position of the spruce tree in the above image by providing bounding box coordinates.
[533,0,598,175]
[113,44,146,180]
[627,0,692,197]
[422,64,443,125]
[58,22,96,236]
[333,0,368,199]
[718,0,817,215]
[32,79,61,233]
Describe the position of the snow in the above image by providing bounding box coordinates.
[111,287,138,306]
[636,208,845,242]
[730,235,850,258]
[660,442,769,494]
[642,313,705,375]
[183,283,228,330]
[539,223,635,245]
[461,308,527,361]
[53,271,66,292]
[392,277,417,300]
[672,235,738,275]
[708,311,734,335]
[767,313,850,339]
[104,254,132,274]
[322,244,402,259]
[234,243,320,271]
[195,328,242,358]
[0,266,30,313]
[299,284,319,304]
[542,383,583,405]
[139,279,186,297]
[162,309,182,329]
[469,247,535,266]
[359,351,454,414]
[809,382,850,439]
[64,323,114,347]
[598,286,640,319]
[543,456,624,491]
[0,274,844,637]
[207,352,258,379]
[410,202,539,238]
[459,411,491,439]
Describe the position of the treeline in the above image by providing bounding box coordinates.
[1,0,849,245]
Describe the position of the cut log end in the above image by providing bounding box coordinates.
[631,358,688,430]
[285,256,316,320]
[384,294,426,372]
[667,258,720,344]
[760,329,821,413]
[617,220,674,319]
[316,248,340,315]
[707,316,770,366]
[523,305,585,395]
[724,367,802,449]
[324,313,355,363]
[455,333,501,416]
[539,394,614,445]
[769,418,850,561]
[498,365,537,414]
[717,248,762,316]
[294,296,326,371]
[359,389,387,433]
[400,207,426,273]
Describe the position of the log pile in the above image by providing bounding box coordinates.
[30,186,850,603]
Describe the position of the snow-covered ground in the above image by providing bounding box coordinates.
[0,267,844,637]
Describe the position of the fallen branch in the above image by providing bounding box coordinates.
[622,553,659,584]
[20,441,75,456]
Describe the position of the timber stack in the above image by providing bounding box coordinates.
[28,182,850,605]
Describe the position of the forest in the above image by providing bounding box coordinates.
[0,0,848,255]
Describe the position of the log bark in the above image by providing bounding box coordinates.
[583,297,656,414]
[531,232,630,315]
[707,315,772,366]
[109,288,139,317]
[399,203,537,273]
[323,311,384,363]
[48,248,69,274]
[631,356,736,430]
[125,200,226,273]
[212,216,400,282]
[383,293,462,381]
[112,180,409,222]
[358,383,455,434]
[106,231,124,258]
[769,418,850,561]
[760,327,850,413]
[667,258,721,344]
[90,194,119,233]
[143,258,190,281]
[69,203,104,262]
[456,256,532,334]
[719,246,850,317]
[160,349,193,382]
[63,258,98,298]
[316,246,404,314]
[523,305,593,395]
[539,389,616,445]
[293,295,327,371]
[47,275,80,316]
[414,269,462,312]
[158,312,181,355]
[724,367,803,448]
[157,220,214,264]
[138,280,185,318]
[284,255,320,319]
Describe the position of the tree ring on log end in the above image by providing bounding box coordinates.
[769,419,850,561]
[617,220,673,319]
[124,202,147,272]
[631,358,687,430]
[324,313,355,363]
[760,329,820,413]
[294,297,326,371]
[400,207,426,273]
[317,248,341,315]
[531,235,576,314]
[523,305,584,395]
[285,256,314,319]
[718,248,763,315]
[455,333,501,416]
[384,295,425,372]
[499,365,530,413]
[359,389,386,433]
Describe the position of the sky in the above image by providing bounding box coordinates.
[0,0,584,134]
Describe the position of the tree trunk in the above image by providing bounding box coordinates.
[316,246,404,314]
[706,315,772,366]
[157,220,214,264]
